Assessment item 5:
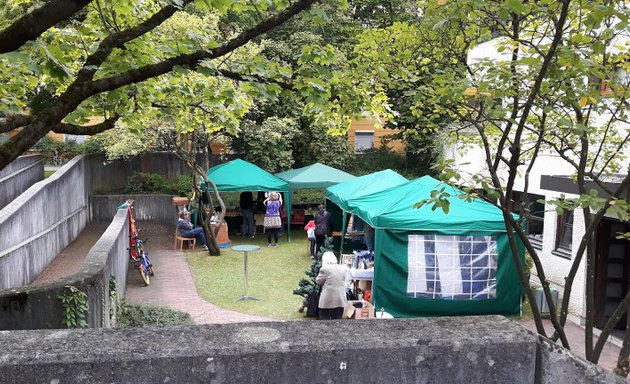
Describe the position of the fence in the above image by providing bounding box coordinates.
[91,195,179,223]
[86,152,204,195]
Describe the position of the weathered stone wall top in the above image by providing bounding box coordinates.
[0,316,533,384]
[1,316,625,384]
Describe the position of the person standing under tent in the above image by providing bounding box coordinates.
[263,192,282,247]
[239,191,255,238]
[304,219,317,259]
[316,251,351,320]
[314,203,331,255]
[364,223,374,253]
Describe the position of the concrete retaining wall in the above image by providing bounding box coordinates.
[0,153,197,329]
[0,156,89,289]
[0,155,44,209]
[90,194,179,224]
[0,209,129,330]
[0,316,625,384]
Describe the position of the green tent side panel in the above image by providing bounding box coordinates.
[372,229,524,317]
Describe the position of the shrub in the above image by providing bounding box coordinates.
[124,172,193,197]
[116,302,194,327]
[293,189,325,205]
[166,175,194,197]
[346,146,410,177]
[32,136,104,162]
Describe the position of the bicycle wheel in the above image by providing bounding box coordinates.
[138,263,150,286]
[144,253,155,276]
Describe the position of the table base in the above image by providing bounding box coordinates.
[237,295,260,301]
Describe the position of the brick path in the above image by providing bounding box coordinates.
[124,246,274,324]
[32,221,274,324]
[31,221,623,372]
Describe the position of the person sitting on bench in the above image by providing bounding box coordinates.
[176,211,208,251]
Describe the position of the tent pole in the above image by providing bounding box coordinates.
[286,190,292,242]
[339,211,348,260]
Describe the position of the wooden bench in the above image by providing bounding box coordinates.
[174,228,196,250]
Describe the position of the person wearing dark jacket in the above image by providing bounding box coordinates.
[176,211,208,250]
[239,191,255,238]
[314,204,331,255]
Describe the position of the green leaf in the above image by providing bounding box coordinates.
[433,18,449,30]
[503,0,528,15]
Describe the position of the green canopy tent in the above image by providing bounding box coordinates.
[275,162,354,189]
[325,169,409,253]
[276,163,355,233]
[344,175,524,317]
[203,158,291,239]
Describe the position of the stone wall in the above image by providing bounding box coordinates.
[0,155,44,209]
[0,316,625,384]
[0,156,89,289]
[0,209,129,330]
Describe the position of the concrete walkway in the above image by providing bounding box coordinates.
[32,220,624,373]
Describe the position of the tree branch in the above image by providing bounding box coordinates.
[76,0,195,82]
[0,0,319,171]
[0,0,93,53]
[216,68,294,90]
[0,113,32,133]
[87,0,317,95]
[51,115,119,135]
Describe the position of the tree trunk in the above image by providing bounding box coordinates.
[614,306,630,378]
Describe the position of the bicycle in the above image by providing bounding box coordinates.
[52,150,62,166]
[120,199,156,286]
[129,237,155,286]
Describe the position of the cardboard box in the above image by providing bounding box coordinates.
[344,300,375,319]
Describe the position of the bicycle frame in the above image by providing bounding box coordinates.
[121,200,154,285]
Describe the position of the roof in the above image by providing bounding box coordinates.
[346,176,508,232]
[206,159,288,192]
[275,163,355,189]
[325,169,409,211]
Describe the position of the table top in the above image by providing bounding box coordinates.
[232,244,260,252]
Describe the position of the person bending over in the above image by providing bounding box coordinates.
[176,211,209,251]
[316,251,350,320]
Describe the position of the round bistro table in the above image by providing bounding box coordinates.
[231,244,261,301]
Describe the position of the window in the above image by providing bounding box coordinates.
[555,210,573,253]
[407,235,498,300]
[354,131,374,152]
[511,192,545,248]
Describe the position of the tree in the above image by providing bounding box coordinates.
[0,0,326,170]
[409,0,630,371]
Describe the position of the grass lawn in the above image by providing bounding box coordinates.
[187,228,313,321]
[44,170,55,178]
